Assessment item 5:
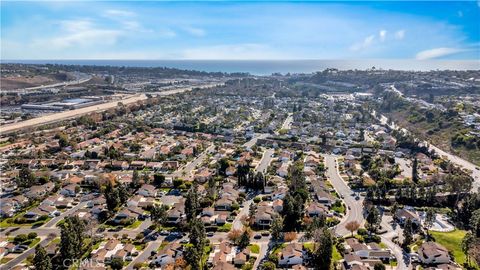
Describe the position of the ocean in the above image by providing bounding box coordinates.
[3,59,480,75]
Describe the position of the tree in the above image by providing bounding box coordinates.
[151,205,168,228]
[312,228,333,270]
[185,182,200,223]
[412,157,418,182]
[270,215,283,242]
[366,207,380,234]
[110,257,124,270]
[238,232,250,249]
[374,262,386,270]
[445,174,473,207]
[185,218,206,269]
[132,169,140,189]
[17,167,35,188]
[424,208,435,238]
[402,218,413,249]
[345,221,361,237]
[462,231,474,266]
[261,261,276,270]
[59,216,86,268]
[470,209,480,237]
[153,173,165,187]
[33,245,52,270]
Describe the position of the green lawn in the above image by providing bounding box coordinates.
[0,257,12,264]
[248,244,260,254]
[332,246,342,262]
[217,223,232,232]
[271,243,286,256]
[126,220,143,229]
[331,204,346,214]
[28,237,41,248]
[430,230,476,268]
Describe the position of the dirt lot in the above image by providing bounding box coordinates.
[0,75,60,90]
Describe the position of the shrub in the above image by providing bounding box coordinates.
[231,203,240,211]
[253,197,261,203]
[284,232,297,242]
[14,234,28,243]
[173,179,183,188]
[27,232,37,239]
[357,228,368,235]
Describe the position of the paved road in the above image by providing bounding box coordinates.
[125,238,163,270]
[0,84,218,134]
[323,154,364,237]
[375,111,480,191]
[170,144,215,179]
[1,236,54,270]
[255,148,274,174]
[43,201,88,228]
[379,216,409,270]
[280,113,293,131]
[2,74,92,94]
[244,133,269,148]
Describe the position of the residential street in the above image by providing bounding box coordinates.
[1,236,54,270]
[43,201,88,228]
[170,144,215,179]
[323,154,365,236]
[125,238,164,270]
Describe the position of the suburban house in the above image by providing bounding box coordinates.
[278,243,304,267]
[418,242,450,265]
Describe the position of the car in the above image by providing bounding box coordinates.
[254,234,262,239]
[355,196,360,200]
[261,231,270,237]
[160,230,169,236]
[207,232,214,237]
[125,256,133,261]
[180,239,189,244]
[348,206,351,210]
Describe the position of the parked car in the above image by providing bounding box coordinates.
[254,234,262,239]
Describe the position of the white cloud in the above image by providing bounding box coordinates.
[394,30,406,40]
[104,9,136,18]
[37,19,122,49]
[379,30,387,42]
[350,34,375,51]
[415,47,465,60]
[182,26,206,37]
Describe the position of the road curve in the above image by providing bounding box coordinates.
[323,154,364,237]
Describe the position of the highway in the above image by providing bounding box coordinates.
[375,111,480,191]
[0,84,219,135]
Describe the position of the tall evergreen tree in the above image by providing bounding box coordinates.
[312,228,333,270]
[59,216,86,269]
[33,245,52,270]
[185,182,200,223]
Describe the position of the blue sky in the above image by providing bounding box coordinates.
[1,1,479,60]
